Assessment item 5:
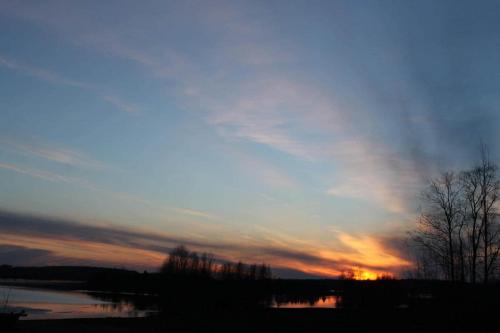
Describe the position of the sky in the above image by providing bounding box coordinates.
[1,0,500,278]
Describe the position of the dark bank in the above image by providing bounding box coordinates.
[3,262,500,332]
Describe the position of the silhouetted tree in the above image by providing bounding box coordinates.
[477,146,500,282]
[235,261,246,280]
[200,252,215,278]
[189,252,200,275]
[161,245,272,281]
[411,172,464,281]
[461,166,484,283]
[161,245,191,276]
[248,264,257,280]
[258,263,272,280]
[410,143,500,282]
[219,262,234,280]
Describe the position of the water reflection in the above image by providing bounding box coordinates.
[0,285,155,320]
[272,295,339,308]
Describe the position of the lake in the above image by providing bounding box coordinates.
[0,285,154,320]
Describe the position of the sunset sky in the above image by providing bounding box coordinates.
[1,0,500,278]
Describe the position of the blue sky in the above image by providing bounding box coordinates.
[1,0,499,277]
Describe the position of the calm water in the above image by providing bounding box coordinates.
[0,285,153,320]
[272,295,339,308]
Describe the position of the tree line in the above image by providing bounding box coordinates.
[160,245,272,280]
[410,145,499,283]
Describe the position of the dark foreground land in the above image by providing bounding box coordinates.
[3,266,500,332]
[12,307,499,333]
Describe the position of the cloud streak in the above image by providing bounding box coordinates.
[326,139,425,214]
[0,158,220,227]
[0,55,88,88]
[0,54,138,114]
[102,95,141,114]
[1,139,106,169]
[0,162,84,184]
[0,210,411,277]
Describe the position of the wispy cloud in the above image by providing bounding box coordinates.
[1,139,105,169]
[197,75,423,213]
[169,207,218,220]
[0,161,139,210]
[0,55,89,88]
[0,162,84,184]
[202,78,337,161]
[229,147,297,189]
[184,68,426,213]
[0,160,219,226]
[0,54,139,114]
[326,139,424,214]
[102,95,142,114]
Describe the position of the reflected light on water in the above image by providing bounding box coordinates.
[0,285,152,320]
[8,302,144,320]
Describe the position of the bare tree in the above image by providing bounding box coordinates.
[189,252,200,275]
[161,245,191,275]
[410,143,500,283]
[461,167,484,283]
[258,263,272,280]
[412,172,464,281]
[200,252,215,278]
[219,262,234,280]
[161,245,272,281]
[477,146,500,282]
[248,264,257,280]
[234,261,246,280]
[456,208,467,282]
[410,246,440,280]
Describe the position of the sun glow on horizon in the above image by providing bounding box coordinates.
[354,270,380,280]
[340,267,395,280]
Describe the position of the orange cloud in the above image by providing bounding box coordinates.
[0,234,165,269]
[0,210,412,278]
